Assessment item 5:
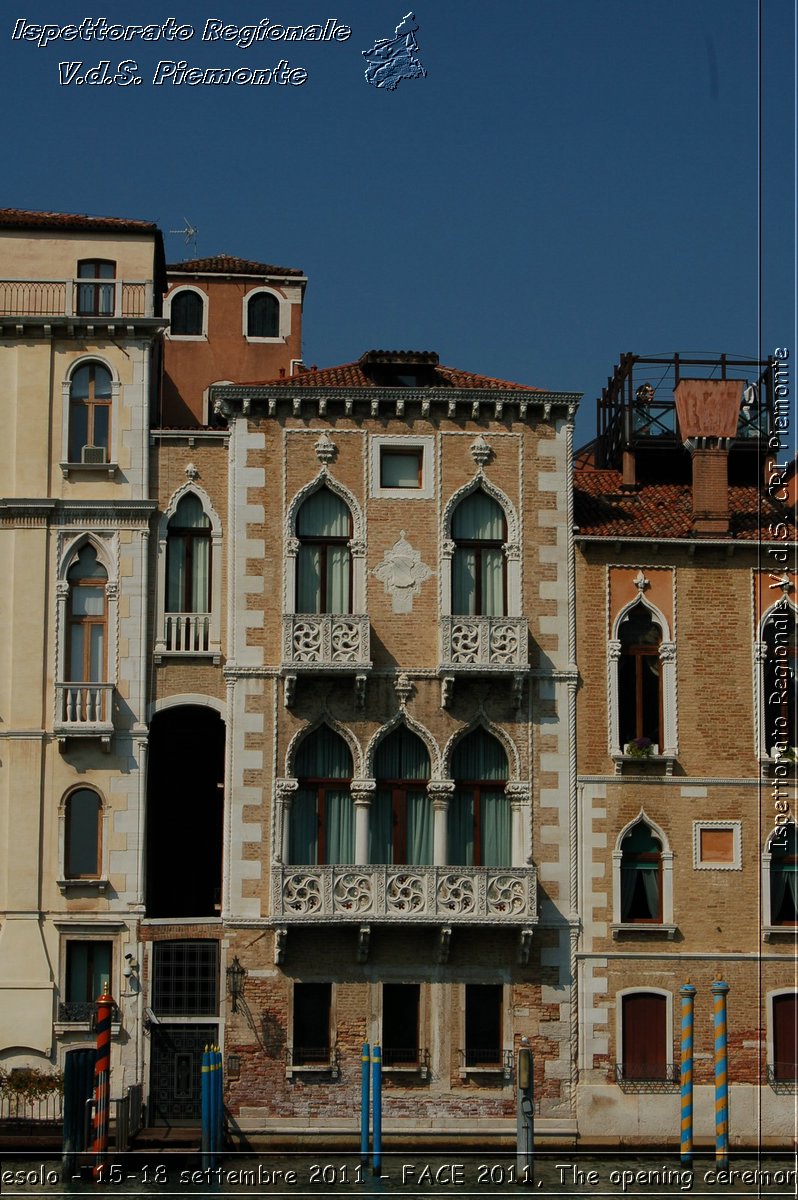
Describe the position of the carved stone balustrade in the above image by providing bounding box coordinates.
[440,616,528,672]
[273,864,537,926]
[282,613,371,672]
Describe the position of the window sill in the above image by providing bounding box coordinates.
[56,878,110,893]
[60,461,118,480]
[612,753,676,776]
[165,333,207,342]
[763,925,798,942]
[154,650,221,665]
[54,1021,121,1038]
[285,1063,340,1080]
[611,923,678,940]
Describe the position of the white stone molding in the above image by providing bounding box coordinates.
[351,778,377,865]
[373,531,433,614]
[146,693,227,722]
[60,355,121,474]
[274,778,300,866]
[440,475,521,619]
[427,780,456,865]
[314,431,337,465]
[154,482,223,662]
[469,434,493,469]
[611,809,674,930]
[692,820,742,870]
[369,434,435,500]
[55,533,119,721]
[284,716,363,779]
[241,284,290,343]
[165,285,208,341]
[505,782,531,868]
[608,595,677,759]
[363,714,441,780]
[283,470,366,614]
[56,785,110,890]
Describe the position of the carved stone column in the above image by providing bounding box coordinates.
[505,782,530,867]
[274,778,299,865]
[351,778,376,866]
[428,780,455,865]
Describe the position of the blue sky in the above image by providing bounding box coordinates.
[5,0,795,445]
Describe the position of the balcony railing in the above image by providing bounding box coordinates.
[54,683,114,746]
[282,613,371,671]
[274,864,537,925]
[285,1047,340,1077]
[767,1063,798,1093]
[614,1063,680,1093]
[440,615,528,671]
[164,612,211,654]
[459,1048,514,1079]
[0,279,154,319]
[57,1001,121,1025]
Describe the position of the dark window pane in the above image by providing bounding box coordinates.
[622,993,666,1080]
[247,292,279,338]
[171,291,204,336]
[66,941,112,1003]
[66,789,101,877]
[152,941,219,1015]
[465,984,502,1066]
[383,984,419,1065]
[293,983,331,1064]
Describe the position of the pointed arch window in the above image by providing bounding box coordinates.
[67,545,107,683]
[289,727,354,865]
[763,609,797,757]
[296,488,353,614]
[770,824,798,925]
[68,362,112,463]
[620,821,662,923]
[247,291,279,338]
[451,491,506,616]
[65,788,102,879]
[618,604,662,749]
[166,493,211,615]
[449,728,509,866]
[371,727,432,865]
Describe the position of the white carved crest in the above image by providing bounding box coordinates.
[373,531,433,614]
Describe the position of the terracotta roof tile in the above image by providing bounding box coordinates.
[574,468,794,540]
[243,359,546,391]
[0,207,158,232]
[167,254,304,277]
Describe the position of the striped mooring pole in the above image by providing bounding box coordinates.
[711,978,730,1168]
[91,983,114,1182]
[360,1043,370,1164]
[679,982,696,1166]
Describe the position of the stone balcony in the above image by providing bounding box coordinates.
[0,278,154,319]
[54,683,114,750]
[281,613,371,705]
[439,615,529,708]
[272,864,538,926]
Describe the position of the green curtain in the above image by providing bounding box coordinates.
[407,789,433,864]
[452,491,506,617]
[291,727,354,865]
[449,790,476,865]
[166,495,211,613]
[297,488,350,536]
[289,788,318,864]
[481,788,511,866]
[296,488,351,614]
[452,491,505,539]
[451,728,507,780]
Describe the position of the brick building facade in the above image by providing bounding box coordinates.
[0,211,794,1149]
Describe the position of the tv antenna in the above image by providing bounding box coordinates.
[169,218,199,255]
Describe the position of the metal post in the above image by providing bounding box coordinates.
[201,1046,210,1157]
[711,979,730,1168]
[516,1044,534,1185]
[215,1045,224,1155]
[91,985,113,1182]
[372,1045,382,1175]
[679,983,696,1166]
[360,1043,370,1164]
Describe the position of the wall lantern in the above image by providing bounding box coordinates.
[226,956,246,1012]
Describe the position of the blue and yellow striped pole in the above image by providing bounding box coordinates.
[201,1045,210,1157]
[360,1043,370,1164]
[679,982,696,1166]
[711,978,730,1168]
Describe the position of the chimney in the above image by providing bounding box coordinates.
[674,379,744,535]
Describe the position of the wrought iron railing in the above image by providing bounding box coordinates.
[382,1047,431,1076]
[274,864,537,924]
[283,613,370,669]
[164,612,211,653]
[57,1001,121,1024]
[286,1047,340,1077]
[440,615,528,670]
[55,683,113,728]
[767,1063,798,1093]
[0,279,152,319]
[459,1048,514,1079]
[0,1090,63,1123]
[614,1062,680,1093]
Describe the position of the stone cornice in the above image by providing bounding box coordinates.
[0,316,166,341]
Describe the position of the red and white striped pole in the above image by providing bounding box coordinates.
[92,984,113,1181]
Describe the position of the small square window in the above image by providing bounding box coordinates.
[380,449,422,489]
[693,821,741,870]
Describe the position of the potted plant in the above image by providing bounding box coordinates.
[624,736,656,759]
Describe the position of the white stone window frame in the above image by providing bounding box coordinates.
[755,599,797,763]
[692,820,742,871]
[762,820,796,936]
[165,285,208,341]
[154,483,223,663]
[608,595,677,759]
[55,532,118,692]
[440,474,522,619]
[284,469,367,615]
[611,810,675,933]
[615,986,674,1075]
[370,434,435,499]
[54,930,121,1037]
[765,988,798,1079]
[56,784,111,892]
[242,285,289,344]
[60,354,121,476]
